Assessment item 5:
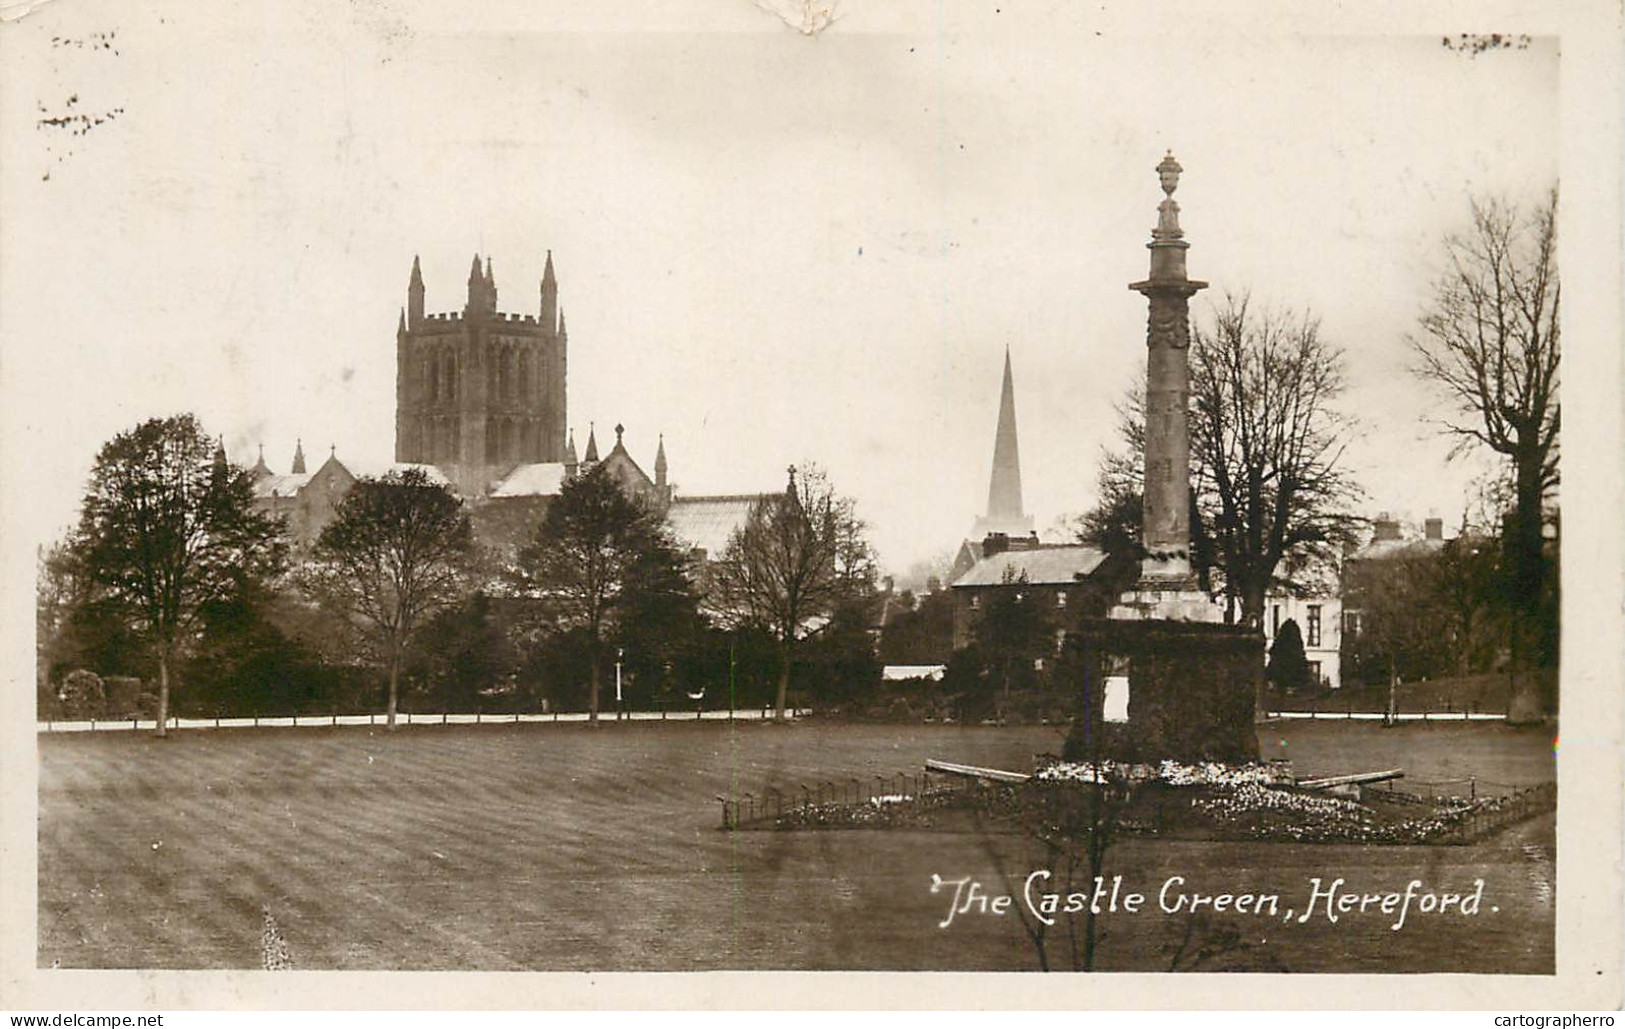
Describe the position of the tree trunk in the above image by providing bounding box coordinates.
[774,640,791,722]
[1505,453,1548,724]
[588,649,601,724]
[155,648,171,739]
[386,657,400,731]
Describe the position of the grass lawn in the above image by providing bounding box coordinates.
[37,719,1554,972]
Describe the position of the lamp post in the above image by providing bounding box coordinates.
[615,648,624,721]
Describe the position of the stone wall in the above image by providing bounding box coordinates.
[1061,617,1262,763]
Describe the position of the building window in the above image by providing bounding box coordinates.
[1306,605,1322,647]
[1344,611,1362,637]
[969,595,980,610]
[1271,604,1281,636]
[1307,660,1322,686]
[1056,590,1068,608]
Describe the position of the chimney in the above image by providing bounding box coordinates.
[1424,517,1444,541]
[982,532,1011,557]
[1372,513,1401,542]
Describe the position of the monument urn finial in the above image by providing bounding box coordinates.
[1156,151,1182,197]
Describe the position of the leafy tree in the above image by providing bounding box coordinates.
[305,468,473,730]
[611,531,708,712]
[878,587,956,665]
[1432,528,1507,677]
[508,466,694,723]
[404,592,519,713]
[796,597,882,705]
[1410,190,1560,703]
[1266,618,1311,693]
[65,415,288,736]
[1342,546,1452,704]
[973,569,1056,703]
[712,464,876,720]
[183,582,322,717]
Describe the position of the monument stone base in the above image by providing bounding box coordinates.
[1061,618,1263,764]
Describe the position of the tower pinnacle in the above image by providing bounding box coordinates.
[540,250,558,331]
[292,438,306,475]
[407,255,425,328]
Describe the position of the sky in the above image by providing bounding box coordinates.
[1,2,1562,575]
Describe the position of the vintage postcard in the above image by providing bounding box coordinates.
[1,0,1620,1012]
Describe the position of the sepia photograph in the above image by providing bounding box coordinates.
[1,0,1620,1011]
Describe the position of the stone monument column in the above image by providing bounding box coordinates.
[1130,152,1207,583]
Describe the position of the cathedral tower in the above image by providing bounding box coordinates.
[394,252,570,497]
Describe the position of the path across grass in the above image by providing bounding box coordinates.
[37,720,1554,972]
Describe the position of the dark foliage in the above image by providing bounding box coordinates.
[1266,618,1312,692]
[62,414,289,734]
[306,468,473,728]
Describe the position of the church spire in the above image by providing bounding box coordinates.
[484,256,496,310]
[583,422,599,464]
[654,433,668,489]
[987,348,1024,519]
[292,438,307,475]
[971,347,1035,539]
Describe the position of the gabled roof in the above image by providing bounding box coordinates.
[598,447,654,496]
[490,462,569,498]
[666,493,765,557]
[253,472,315,499]
[951,545,1110,588]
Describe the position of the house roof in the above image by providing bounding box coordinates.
[951,545,1110,588]
[1348,538,1446,562]
[490,462,569,498]
[253,472,314,499]
[666,494,764,557]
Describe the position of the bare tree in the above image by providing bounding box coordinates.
[1074,297,1361,625]
[712,464,875,721]
[1409,190,1559,682]
[305,469,472,729]
[67,415,288,736]
[1190,293,1363,627]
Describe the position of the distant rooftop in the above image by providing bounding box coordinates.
[952,545,1110,588]
[667,494,765,557]
[252,472,314,499]
[490,462,569,499]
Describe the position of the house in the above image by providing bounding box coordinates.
[948,533,1132,649]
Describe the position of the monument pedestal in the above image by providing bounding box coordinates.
[1108,554,1225,623]
[1109,580,1225,623]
